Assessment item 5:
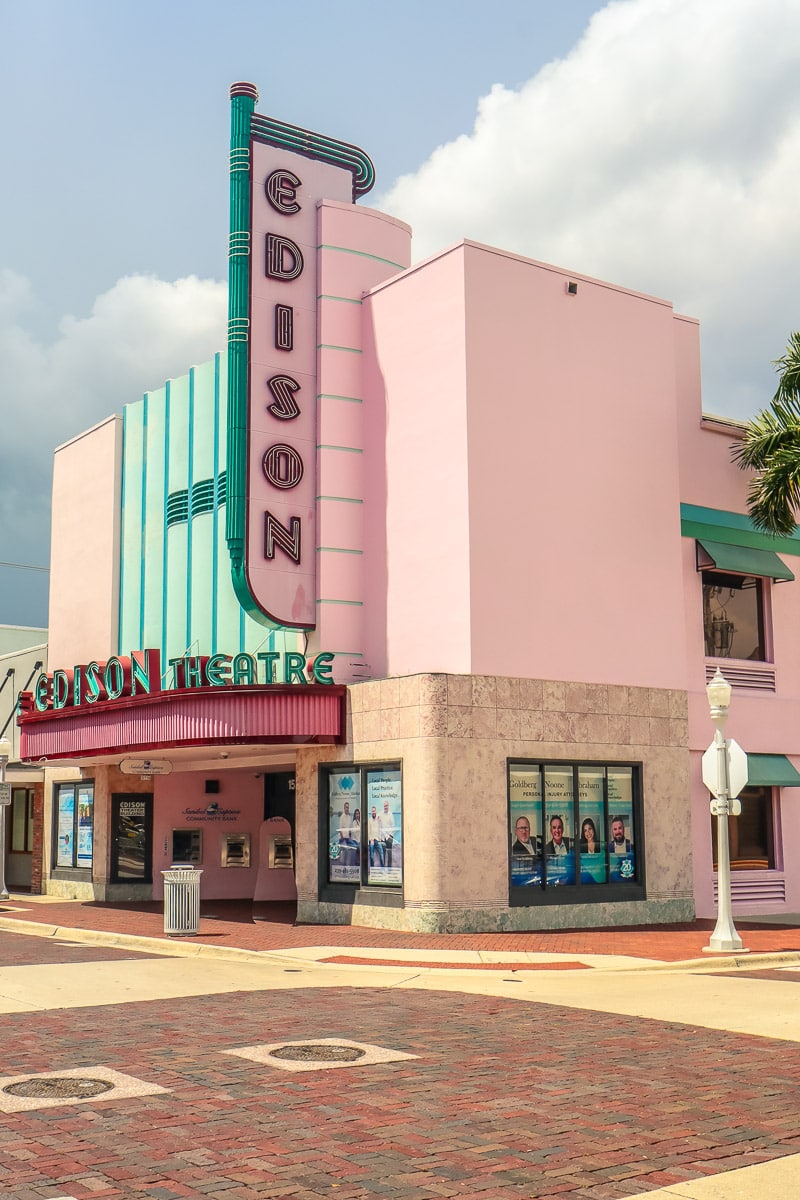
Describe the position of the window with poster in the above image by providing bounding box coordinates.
[53,782,94,875]
[320,762,403,896]
[508,760,644,904]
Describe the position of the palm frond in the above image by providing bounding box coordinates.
[773,330,800,406]
[732,332,800,534]
[745,446,800,534]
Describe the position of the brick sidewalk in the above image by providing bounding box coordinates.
[2,897,800,962]
[1,984,799,1199]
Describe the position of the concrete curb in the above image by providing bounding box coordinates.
[614,950,800,973]
[0,916,306,968]
[2,914,799,976]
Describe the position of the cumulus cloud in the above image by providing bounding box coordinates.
[0,270,226,596]
[379,0,800,419]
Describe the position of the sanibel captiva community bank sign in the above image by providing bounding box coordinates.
[226,82,374,629]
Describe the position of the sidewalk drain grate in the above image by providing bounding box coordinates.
[270,1043,366,1063]
[3,1077,113,1100]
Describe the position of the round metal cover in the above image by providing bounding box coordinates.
[269,1043,366,1063]
[3,1076,114,1099]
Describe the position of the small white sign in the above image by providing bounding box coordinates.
[702,738,748,800]
[0,783,10,806]
[119,758,172,776]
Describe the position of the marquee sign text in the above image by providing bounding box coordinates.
[20,648,335,715]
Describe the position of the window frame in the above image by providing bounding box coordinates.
[701,569,770,664]
[110,793,153,884]
[711,785,779,872]
[9,787,34,854]
[318,761,404,907]
[507,759,646,906]
[51,781,94,879]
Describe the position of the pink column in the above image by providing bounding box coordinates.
[313,201,411,682]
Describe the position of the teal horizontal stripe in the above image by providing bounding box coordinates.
[319,244,405,270]
[317,598,364,607]
[681,501,800,557]
[329,650,364,657]
[318,294,362,305]
[318,393,363,404]
[318,343,362,355]
[317,546,363,555]
[317,495,363,504]
[318,444,362,454]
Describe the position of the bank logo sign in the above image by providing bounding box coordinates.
[226,82,375,629]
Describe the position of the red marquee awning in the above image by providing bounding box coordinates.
[19,684,346,762]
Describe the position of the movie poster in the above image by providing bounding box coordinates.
[56,787,75,867]
[76,787,94,869]
[327,771,362,884]
[509,766,542,887]
[608,768,636,882]
[366,768,402,886]
[544,766,575,886]
[577,766,607,883]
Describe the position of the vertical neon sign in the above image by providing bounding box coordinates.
[226,83,375,629]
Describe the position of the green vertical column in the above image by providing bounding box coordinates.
[226,81,258,585]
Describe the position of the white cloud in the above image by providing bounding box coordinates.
[0,271,226,576]
[379,0,800,419]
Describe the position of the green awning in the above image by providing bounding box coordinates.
[747,754,800,787]
[696,539,794,581]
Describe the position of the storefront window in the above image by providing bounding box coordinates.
[54,782,93,871]
[326,763,402,889]
[10,788,34,854]
[702,571,765,660]
[712,786,775,870]
[509,761,642,903]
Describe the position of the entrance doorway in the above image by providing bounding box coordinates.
[110,794,153,884]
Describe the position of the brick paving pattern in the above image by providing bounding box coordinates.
[0,931,166,968]
[1,986,799,1199]
[3,898,800,961]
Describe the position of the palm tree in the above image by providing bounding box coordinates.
[733,332,800,535]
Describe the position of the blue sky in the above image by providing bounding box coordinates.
[2,0,602,337]
[2,0,800,626]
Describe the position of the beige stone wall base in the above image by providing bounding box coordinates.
[44,880,153,903]
[298,897,694,934]
[44,879,98,901]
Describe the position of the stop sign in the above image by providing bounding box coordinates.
[702,738,748,799]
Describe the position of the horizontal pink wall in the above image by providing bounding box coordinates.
[363,248,473,677]
[463,242,688,688]
[363,241,692,688]
[49,417,122,668]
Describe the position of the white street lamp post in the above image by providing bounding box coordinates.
[703,669,745,953]
[0,738,10,901]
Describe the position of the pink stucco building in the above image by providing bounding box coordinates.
[16,83,800,931]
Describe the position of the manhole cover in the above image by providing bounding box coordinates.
[269,1043,366,1063]
[3,1076,114,1100]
